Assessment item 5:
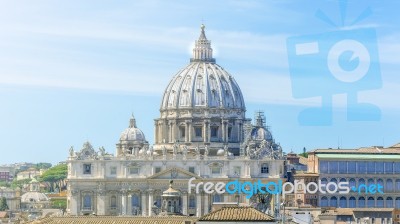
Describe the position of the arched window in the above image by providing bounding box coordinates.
[349,197,356,208]
[320,196,328,207]
[358,178,365,185]
[349,178,356,189]
[377,197,384,208]
[377,179,384,188]
[321,178,328,192]
[387,197,393,208]
[396,179,400,192]
[339,196,347,208]
[111,195,117,209]
[132,195,140,207]
[83,194,91,209]
[387,179,393,192]
[368,178,375,186]
[396,197,400,209]
[368,197,375,207]
[328,178,337,192]
[358,197,365,208]
[330,196,337,207]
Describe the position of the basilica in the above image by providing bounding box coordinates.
[66,25,286,217]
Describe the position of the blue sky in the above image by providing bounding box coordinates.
[0,0,399,165]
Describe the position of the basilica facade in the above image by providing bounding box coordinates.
[66,25,286,217]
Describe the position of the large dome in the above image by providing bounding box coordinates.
[160,25,245,111]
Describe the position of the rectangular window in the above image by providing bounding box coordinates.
[110,166,117,175]
[320,161,328,173]
[189,167,195,174]
[195,127,202,137]
[261,163,269,174]
[211,167,221,174]
[155,167,162,174]
[233,166,241,176]
[367,161,375,174]
[376,162,384,173]
[228,127,232,139]
[129,167,140,175]
[211,127,218,138]
[348,161,356,173]
[338,161,347,173]
[83,164,91,174]
[329,161,338,174]
[385,162,393,173]
[395,162,400,173]
[357,161,367,174]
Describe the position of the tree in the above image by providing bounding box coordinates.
[11,178,31,190]
[0,197,8,211]
[38,164,67,192]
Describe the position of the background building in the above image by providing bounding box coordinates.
[308,144,400,223]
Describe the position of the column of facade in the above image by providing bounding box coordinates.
[121,190,127,215]
[154,121,158,144]
[221,120,226,142]
[185,121,189,142]
[203,121,207,143]
[188,121,192,142]
[148,190,154,216]
[168,122,173,143]
[127,194,132,215]
[141,191,147,216]
[182,191,188,215]
[96,191,106,215]
[196,193,202,217]
[69,191,79,215]
[203,193,209,215]
[238,121,242,142]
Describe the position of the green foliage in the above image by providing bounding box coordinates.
[36,163,52,170]
[0,197,8,211]
[11,178,31,189]
[39,164,67,182]
[50,198,67,210]
[299,152,308,158]
[0,181,11,188]
[39,164,67,192]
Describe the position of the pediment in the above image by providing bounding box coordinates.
[147,167,202,180]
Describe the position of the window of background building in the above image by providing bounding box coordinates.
[385,162,393,173]
[155,167,162,174]
[329,161,338,174]
[83,164,91,174]
[376,162,384,173]
[320,161,328,173]
[348,161,356,173]
[228,127,232,139]
[188,167,195,174]
[111,195,117,209]
[395,162,400,173]
[83,195,91,209]
[357,161,367,174]
[189,195,196,208]
[339,161,347,173]
[367,161,376,174]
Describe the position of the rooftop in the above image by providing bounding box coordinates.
[27,216,197,224]
[198,207,275,222]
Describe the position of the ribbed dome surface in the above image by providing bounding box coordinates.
[119,115,146,142]
[161,62,244,110]
[21,192,49,203]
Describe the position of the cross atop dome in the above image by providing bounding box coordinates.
[190,24,216,63]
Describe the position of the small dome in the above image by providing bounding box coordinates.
[162,180,180,197]
[251,127,273,141]
[119,114,146,143]
[21,192,49,203]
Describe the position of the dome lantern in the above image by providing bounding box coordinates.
[190,24,215,63]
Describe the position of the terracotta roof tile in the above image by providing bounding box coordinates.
[27,216,197,224]
[198,207,274,222]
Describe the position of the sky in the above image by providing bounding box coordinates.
[0,0,399,165]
